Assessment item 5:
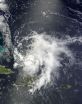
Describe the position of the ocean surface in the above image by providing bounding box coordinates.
[0,0,82,104]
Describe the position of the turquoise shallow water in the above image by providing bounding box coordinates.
[0,46,4,52]
[0,46,9,52]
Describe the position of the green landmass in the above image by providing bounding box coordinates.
[20,76,36,85]
[0,65,14,75]
[60,84,72,89]
[14,75,37,89]
[56,84,72,91]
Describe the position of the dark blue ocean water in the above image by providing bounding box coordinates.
[0,0,82,104]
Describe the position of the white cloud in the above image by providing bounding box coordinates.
[14,31,74,93]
